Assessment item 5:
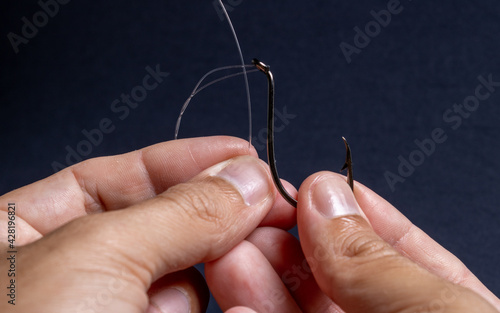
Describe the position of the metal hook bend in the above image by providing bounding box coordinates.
[252,58,354,208]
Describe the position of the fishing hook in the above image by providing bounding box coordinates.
[252,59,354,208]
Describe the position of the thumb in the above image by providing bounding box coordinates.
[297,172,497,313]
[16,156,277,312]
[71,155,276,279]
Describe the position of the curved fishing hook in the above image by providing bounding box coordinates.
[252,59,354,208]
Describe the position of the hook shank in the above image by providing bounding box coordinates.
[253,59,298,208]
[253,58,353,209]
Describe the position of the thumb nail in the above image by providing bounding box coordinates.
[146,288,190,313]
[312,174,363,219]
[214,156,271,206]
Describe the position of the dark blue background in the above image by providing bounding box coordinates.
[1,0,499,312]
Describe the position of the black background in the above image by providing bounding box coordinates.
[1,0,499,312]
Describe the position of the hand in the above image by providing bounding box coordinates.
[206,172,500,313]
[0,136,296,313]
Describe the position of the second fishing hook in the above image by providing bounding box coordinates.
[252,58,354,208]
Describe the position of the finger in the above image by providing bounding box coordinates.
[226,307,258,313]
[205,240,302,313]
[353,180,500,310]
[247,227,344,313]
[146,267,209,313]
[259,180,297,230]
[0,136,256,242]
[18,155,280,311]
[297,172,498,313]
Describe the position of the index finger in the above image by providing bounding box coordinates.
[353,180,500,310]
[1,136,256,239]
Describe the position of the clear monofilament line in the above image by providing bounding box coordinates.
[174,65,255,140]
[194,68,258,98]
[218,0,253,146]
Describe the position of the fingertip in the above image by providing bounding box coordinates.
[146,288,190,313]
[226,306,258,313]
[259,179,297,229]
[205,241,261,311]
[206,135,259,158]
[141,135,259,192]
[205,241,258,299]
[211,156,274,206]
[147,267,209,313]
[206,240,301,312]
[297,171,363,222]
[246,227,299,272]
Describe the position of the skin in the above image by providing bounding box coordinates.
[0,136,498,313]
[206,173,500,313]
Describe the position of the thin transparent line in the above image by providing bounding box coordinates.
[218,0,252,146]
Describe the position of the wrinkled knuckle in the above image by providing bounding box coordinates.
[162,179,238,227]
[344,230,389,257]
[164,184,219,223]
[335,220,397,261]
[335,227,403,278]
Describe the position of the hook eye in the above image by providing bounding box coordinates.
[252,59,269,73]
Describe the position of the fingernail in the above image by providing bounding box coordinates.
[312,175,362,219]
[146,288,190,313]
[215,156,271,206]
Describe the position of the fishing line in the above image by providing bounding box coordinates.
[217,0,253,145]
[175,65,257,140]
[175,1,253,144]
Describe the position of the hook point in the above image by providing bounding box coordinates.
[341,137,354,191]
